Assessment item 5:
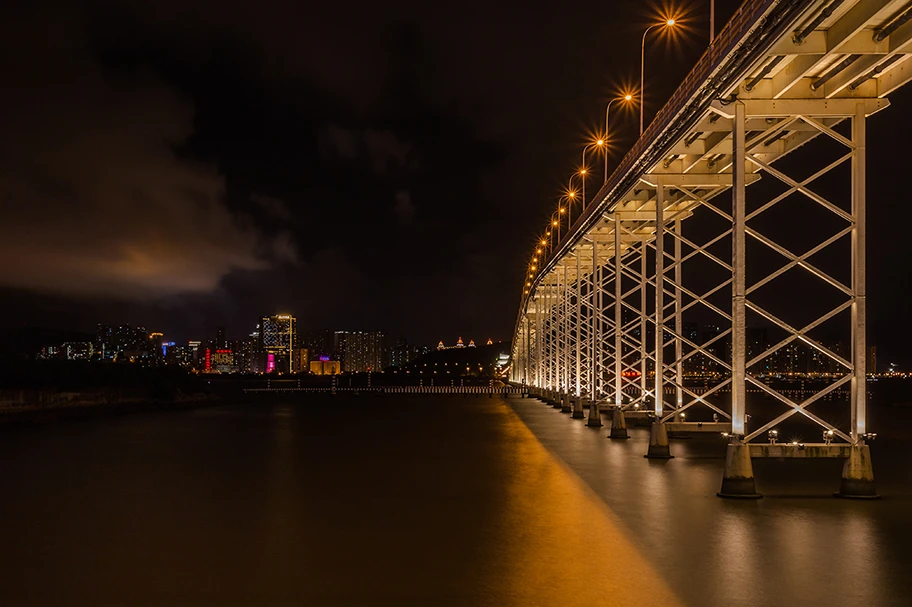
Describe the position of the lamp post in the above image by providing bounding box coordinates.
[711,0,715,43]
[604,94,634,183]
[580,139,604,210]
[640,18,676,135]
[561,184,578,232]
[550,211,563,246]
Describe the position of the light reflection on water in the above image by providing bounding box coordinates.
[511,399,912,607]
[489,412,681,606]
[0,396,908,606]
[0,397,682,606]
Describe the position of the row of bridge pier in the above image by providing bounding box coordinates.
[521,385,876,498]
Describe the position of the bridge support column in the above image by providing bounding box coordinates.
[614,216,624,410]
[639,237,648,406]
[585,398,601,426]
[645,421,673,459]
[645,186,673,459]
[731,100,747,439]
[575,248,583,406]
[561,391,572,413]
[837,444,878,499]
[561,263,569,409]
[718,442,760,498]
[546,282,553,393]
[674,218,683,413]
[589,239,602,425]
[608,406,628,439]
[573,397,585,419]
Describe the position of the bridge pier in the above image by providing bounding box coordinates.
[644,421,673,459]
[560,391,572,413]
[551,390,562,409]
[713,443,878,499]
[837,444,878,499]
[572,396,585,419]
[584,398,600,425]
[717,442,760,499]
[608,407,628,439]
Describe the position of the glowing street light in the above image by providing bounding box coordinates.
[562,174,580,226]
[580,139,604,210]
[603,93,634,183]
[561,188,578,231]
[640,17,677,134]
[549,209,565,251]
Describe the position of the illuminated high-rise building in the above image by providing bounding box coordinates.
[235,332,259,373]
[94,323,153,362]
[334,331,387,373]
[293,348,310,373]
[257,314,296,374]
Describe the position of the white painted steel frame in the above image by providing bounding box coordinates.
[511,0,902,454]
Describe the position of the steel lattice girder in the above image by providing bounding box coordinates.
[512,0,912,446]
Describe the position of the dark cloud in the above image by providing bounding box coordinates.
[250,194,292,221]
[0,5,290,300]
[393,191,416,225]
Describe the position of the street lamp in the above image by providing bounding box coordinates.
[640,18,676,135]
[710,0,715,43]
[603,93,634,183]
[580,140,605,209]
[561,178,578,230]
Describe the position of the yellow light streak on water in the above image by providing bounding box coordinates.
[483,404,683,607]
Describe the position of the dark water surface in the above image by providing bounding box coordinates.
[0,396,909,606]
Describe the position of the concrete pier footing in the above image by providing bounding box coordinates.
[608,407,629,439]
[836,444,879,499]
[572,397,585,419]
[644,421,673,458]
[551,391,562,409]
[584,399,600,425]
[560,392,572,413]
[717,443,761,498]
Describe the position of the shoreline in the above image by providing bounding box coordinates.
[0,395,222,425]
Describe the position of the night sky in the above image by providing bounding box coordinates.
[2,0,912,363]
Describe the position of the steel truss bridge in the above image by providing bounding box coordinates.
[509,0,912,498]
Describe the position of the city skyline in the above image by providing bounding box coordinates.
[35,318,495,374]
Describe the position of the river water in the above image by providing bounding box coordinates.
[0,395,909,606]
